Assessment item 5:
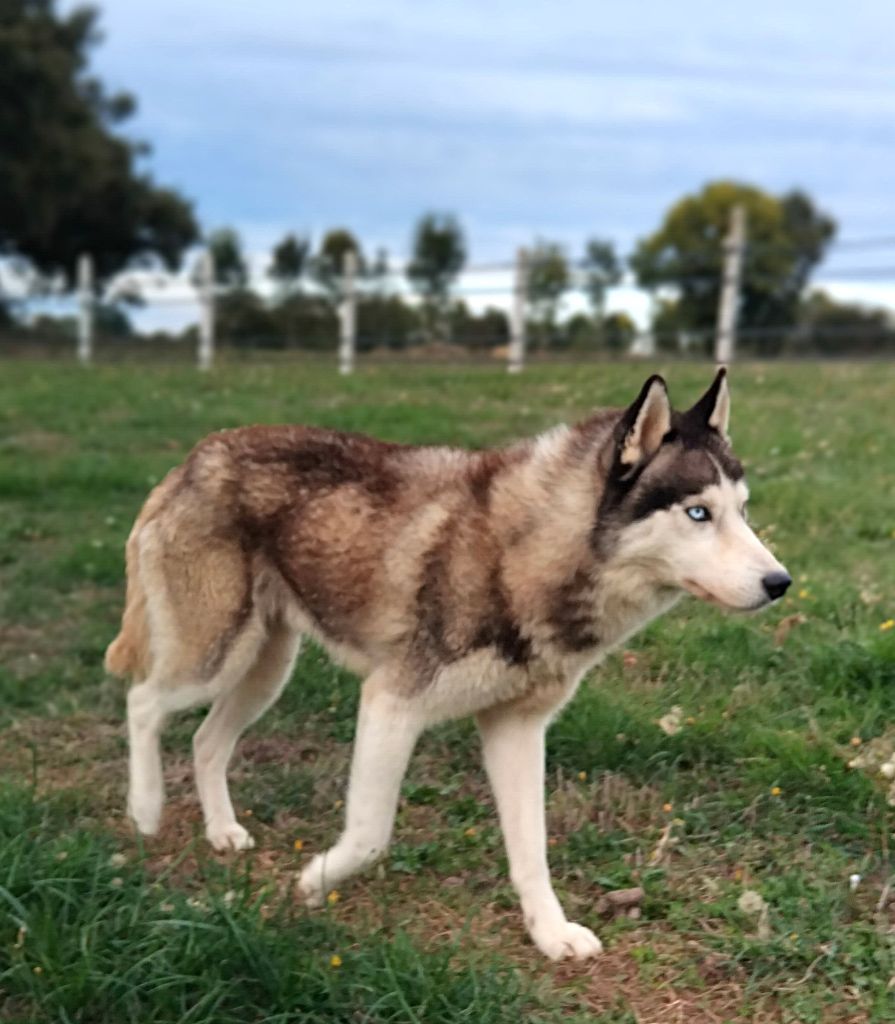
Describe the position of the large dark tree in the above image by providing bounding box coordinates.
[0,1,198,285]
[631,181,835,354]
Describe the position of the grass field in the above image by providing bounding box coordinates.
[1,358,894,1023]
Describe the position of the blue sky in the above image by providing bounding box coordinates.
[86,0,895,277]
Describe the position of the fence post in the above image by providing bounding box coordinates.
[714,205,746,364]
[197,249,216,371]
[508,247,528,374]
[338,248,357,375]
[77,253,94,365]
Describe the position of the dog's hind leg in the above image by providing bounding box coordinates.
[126,679,168,835]
[298,667,423,904]
[477,705,603,961]
[127,675,210,835]
[193,621,302,852]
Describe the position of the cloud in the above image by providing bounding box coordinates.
[82,0,895,287]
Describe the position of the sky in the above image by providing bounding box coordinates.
[62,0,895,321]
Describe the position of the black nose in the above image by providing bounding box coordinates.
[762,571,792,601]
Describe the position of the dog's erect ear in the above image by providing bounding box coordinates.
[686,367,730,438]
[616,375,671,470]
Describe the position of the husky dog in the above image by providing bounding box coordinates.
[106,369,790,961]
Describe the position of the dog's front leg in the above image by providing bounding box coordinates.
[299,668,423,904]
[477,706,603,961]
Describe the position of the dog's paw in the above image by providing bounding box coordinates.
[532,920,603,961]
[206,822,255,852]
[297,855,327,907]
[127,793,162,837]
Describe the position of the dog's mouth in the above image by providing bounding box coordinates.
[682,580,768,613]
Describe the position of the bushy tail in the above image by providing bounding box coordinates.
[105,533,151,680]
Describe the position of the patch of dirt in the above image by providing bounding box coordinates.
[4,430,73,455]
[3,712,877,1024]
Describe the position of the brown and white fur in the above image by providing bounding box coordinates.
[105,369,790,961]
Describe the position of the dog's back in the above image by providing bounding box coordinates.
[105,424,523,685]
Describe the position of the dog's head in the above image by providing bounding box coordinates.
[596,370,790,611]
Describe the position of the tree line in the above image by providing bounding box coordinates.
[179,218,638,353]
[2,1,893,356]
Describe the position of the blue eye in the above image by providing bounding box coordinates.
[686,506,711,522]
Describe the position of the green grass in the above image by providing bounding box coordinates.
[1,358,894,1022]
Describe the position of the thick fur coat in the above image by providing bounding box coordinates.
[107,370,789,960]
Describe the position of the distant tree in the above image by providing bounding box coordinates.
[0,1,198,292]
[357,294,420,351]
[526,241,570,348]
[582,238,622,322]
[204,228,248,289]
[565,312,598,349]
[407,215,466,296]
[312,229,364,303]
[796,291,895,355]
[268,233,309,294]
[407,214,467,340]
[216,290,277,347]
[95,303,132,338]
[778,191,837,309]
[270,293,338,350]
[602,311,637,353]
[650,298,689,352]
[631,181,835,354]
[450,302,509,350]
[29,313,77,340]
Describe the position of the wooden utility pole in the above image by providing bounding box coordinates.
[714,205,746,364]
[508,247,528,374]
[77,253,94,365]
[197,249,216,371]
[338,249,358,375]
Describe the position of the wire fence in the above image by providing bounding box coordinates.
[3,224,895,369]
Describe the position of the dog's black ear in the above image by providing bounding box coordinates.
[615,375,671,470]
[685,367,730,438]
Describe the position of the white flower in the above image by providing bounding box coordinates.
[737,890,767,914]
[658,706,683,736]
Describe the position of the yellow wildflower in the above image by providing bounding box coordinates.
[327,890,340,905]
[330,954,342,968]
